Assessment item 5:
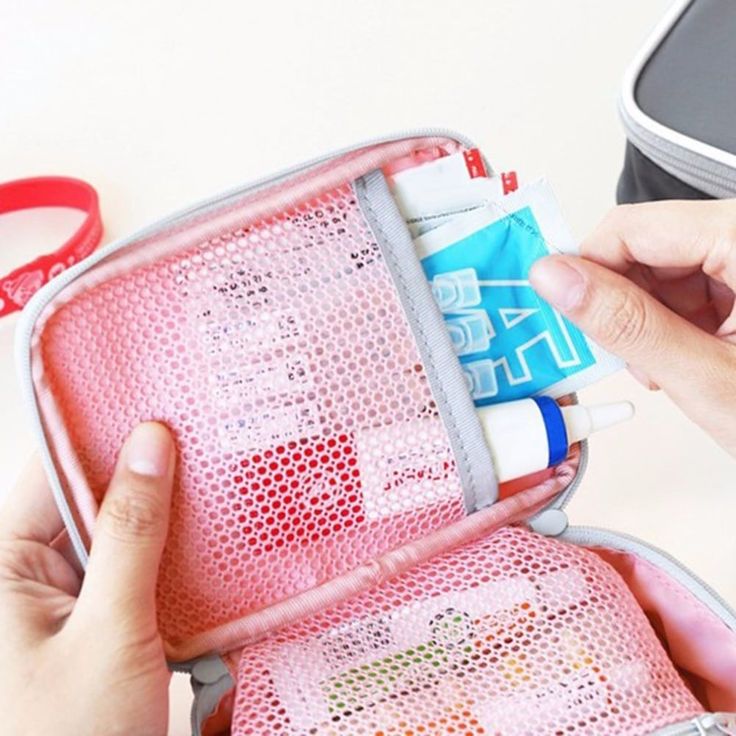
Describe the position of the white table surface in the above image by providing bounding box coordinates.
[2,2,734,733]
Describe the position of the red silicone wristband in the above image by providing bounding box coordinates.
[0,176,103,318]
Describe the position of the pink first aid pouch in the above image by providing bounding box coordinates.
[15,130,736,735]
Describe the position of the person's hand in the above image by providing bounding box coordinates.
[529,199,736,457]
[0,422,175,736]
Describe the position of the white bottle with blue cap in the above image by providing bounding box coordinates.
[477,397,635,482]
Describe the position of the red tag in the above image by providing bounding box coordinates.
[462,148,487,179]
[501,170,519,195]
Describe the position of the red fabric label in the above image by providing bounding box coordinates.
[501,170,519,195]
[462,148,487,178]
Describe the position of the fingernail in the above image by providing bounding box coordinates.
[529,256,586,312]
[125,423,172,478]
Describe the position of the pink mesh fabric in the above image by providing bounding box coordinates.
[179,484,560,660]
[38,183,468,649]
[596,548,736,711]
[232,527,702,736]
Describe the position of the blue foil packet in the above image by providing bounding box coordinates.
[414,180,622,405]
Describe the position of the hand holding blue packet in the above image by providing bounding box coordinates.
[413,179,623,405]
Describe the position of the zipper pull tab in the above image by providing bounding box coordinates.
[190,656,234,736]
[692,714,736,736]
[529,508,569,537]
[192,655,230,685]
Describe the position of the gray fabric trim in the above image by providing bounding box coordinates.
[617,0,736,198]
[620,103,736,198]
[354,170,498,512]
[635,0,736,158]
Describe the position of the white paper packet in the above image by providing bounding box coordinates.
[389,148,510,236]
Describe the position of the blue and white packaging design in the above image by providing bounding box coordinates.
[414,179,623,405]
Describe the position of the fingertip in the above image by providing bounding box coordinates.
[123,422,174,480]
[529,255,587,313]
[94,421,176,547]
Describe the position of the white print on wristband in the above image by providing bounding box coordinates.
[3,269,44,307]
[48,262,67,279]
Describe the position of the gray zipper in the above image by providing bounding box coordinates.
[550,440,589,511]
[561,525,736,631]
[13,126,479,568]
[650,714,736,736]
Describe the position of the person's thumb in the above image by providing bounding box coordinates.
[74,422,175,635]
[529,255,736,449]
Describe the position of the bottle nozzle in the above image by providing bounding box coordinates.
[476,397,636,486]
[561,401,635,444]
